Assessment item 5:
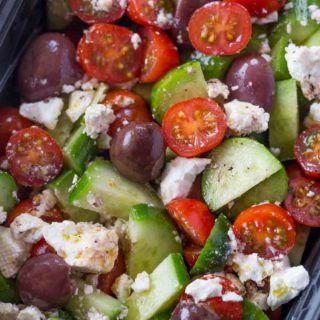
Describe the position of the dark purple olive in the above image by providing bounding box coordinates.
[18,32,83,102]
[17,254,75,310]
[110,122,165,183]
[188,174,204,201]
[225,54,275,113]
[172,0,214,46]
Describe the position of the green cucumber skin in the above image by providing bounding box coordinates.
[191,214,231,276]
[271,37,290,81]
[49,111,74,148]
[127,204,182,278]
[304,28,320,47]
[0,171,18,212]
[0,273,20,303]
[47,310,73,320]
[242,299,269,320]
[150,308,173,320]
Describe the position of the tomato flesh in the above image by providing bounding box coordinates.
[188,2,252,56]
[139,27,179,83]
[162,98,227,157]
[77,24,144,83]
[233,203,296,259]
[166,198,215,246]
[294,126,320,178]
[183,244,202,269]
[6,128,63,187]
[30,238,56,257]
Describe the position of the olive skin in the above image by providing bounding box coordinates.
[17,254,75,310]
[18,32,83,102]
[110,122,165,183]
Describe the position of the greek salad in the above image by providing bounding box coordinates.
[0,0,320,319]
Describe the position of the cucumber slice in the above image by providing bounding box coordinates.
[151,308,173,320]
[304,28,320,47]
[66,280,127,320]
[271,37,290,81]
[47,170,100,223]
[48,111,74,147]
[126,253,189,320]
[63,125,97,175]
[150,61,207,123]
[289,223,310,266]
[223,168,288,221]
[69,160,162,220]
[0,273,20,303]
[190,214,231,276]
[47,310,72,320]
[202,138,283,212]
[269,80,299,161]
[126,204,182,278]
[0,171,18,212]
[242,299,269,320]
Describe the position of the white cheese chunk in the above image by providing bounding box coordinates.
[17,306,46,320]
[252,11,278,25]
[43,221,118,273]
[0,302,20,320]
[309,5,320,24]
[90,0,113,12]
[19,97,64,130]
[159,157,211,205]
[156,9,173,28]
[207,79,230,99]
[267,266,310,310]
[0,206,7,224]
[131,271,150,293]
[86,307,110,320]
[112,274,133,303]
[67,90,95,123]
[32,189,57,217]
[224,100,270,136]
[131,33,142,50]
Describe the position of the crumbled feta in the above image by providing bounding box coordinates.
[310,102,320,122]
[207,79,230,99]
[252,11,278,25]
[267,266,310,310]
[0,206,7,224]
[270,147,281,157]
[84,104,115,139]
[245,282,269,310]
[261,54,272,63]
[259,39,271,54]
[159,157,211,205]
[285,44,320,100]
[0,158,8,170]
[17,305,46,320]
[131,271,150,293]
[131,33,142,50]
[32,189,57,216]
[67,90,95,123]
[90,0,113,12]
[284,2,294,10]
[81,77,100,91]
[84,284,94,295]
[156,9,173,28]
[0,302,20,320]
[112,274,133,303]
[224,100,270,136]
[228,229,238,254]
[19,97,64,130]
[307,190,316,197]
[43,221,118,273]
[62,84,76,94]
[86,307,110,320]
[10,213,48,244]
[309,5,320,24]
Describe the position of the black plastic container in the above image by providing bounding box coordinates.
[0,1,319,319]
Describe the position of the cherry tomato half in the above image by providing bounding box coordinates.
[77,24,144,83]
[285,176,320,227]
[166,198,215,246]
[127,0,175,29]
[183,244,202,269]
[224,0,287,18]
[233,203,296,259]
[6,127,64,187]
[68,0,127,24]
[0,107,32,156]
[294,126,320,178]
[188,2,252,56]
[30,238,56,257]
[162,98,227,157]
[104,89,152,137]
[139,27,179,83]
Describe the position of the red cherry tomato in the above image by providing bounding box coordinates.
[166,198,215,246]
[284,175,320,227]
[233,203,296,259]
[104,89,152,137]
[294,126,320,178]
[77,24,144,83]
[6,199,64,227]
[183,244,202,269]
[224,0,287,18]
[188,2,252,56]
[6,127,64,187]
[127,0,175,29]
[162,98,227,157]
[138,27,179,83]
[30,238,56,257]
[0,107,32,156]
[286,163,305,181]
[68,0,127,24]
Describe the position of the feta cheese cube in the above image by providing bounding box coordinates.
[32,189,57,216]
[131,271,150,293]
[112,274,133,302]
[207,79,230,99]
[309,5,320,24]
[43,221,119,273]
[67,90,95,123]
[0,206,7,224]
[0,302,20,320]
[19,97,64,130]
[17,306,46,320]
[252,11,278,25]
[159,157,211,205]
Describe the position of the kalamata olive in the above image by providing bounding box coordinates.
[17,253,75,310]
[188,174,203,201]
[110,122,165,182]
[225,54,275,113]
[172,0,214,46]
[18,33,83,102]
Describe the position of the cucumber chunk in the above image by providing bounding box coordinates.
[269,80,299,161]
[202,138,283,212]
[271,37,290,81]
[0,171,18,212]
[66,280,127,320]
[47,170,100,223]
[126,253,189,320]
[0,273,20,303]
[289,223,310,266]
[69,160,162,220]
[190,214,231,276]
[49,111,74,147]
[304,28,320,47]
[126,204,182,278]
[223,168,288,221]
[63,125,97,175]
[242,299,269,320]
[151,308,173,320]
[48,310,72,320]
[150,61,207,123]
